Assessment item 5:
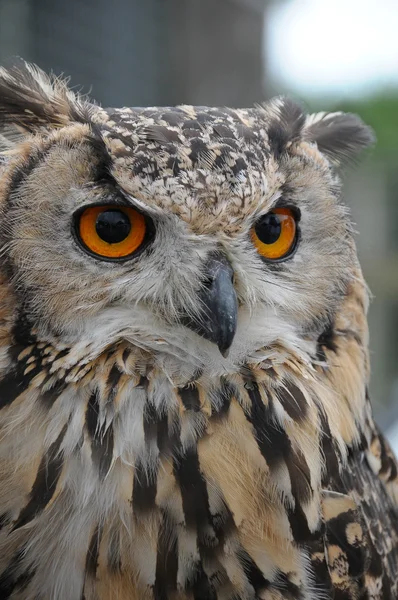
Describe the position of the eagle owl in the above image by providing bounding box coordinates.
[0,61,397,600]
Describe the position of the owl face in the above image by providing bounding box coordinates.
[0,63,373,378]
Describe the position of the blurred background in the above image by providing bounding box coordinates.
[0,0,397,444]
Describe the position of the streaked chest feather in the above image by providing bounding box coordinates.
[0,332,397,600]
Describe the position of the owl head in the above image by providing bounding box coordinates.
[0,62,373,382]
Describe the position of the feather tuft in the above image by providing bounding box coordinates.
[304,111,375,165]
[0,59,94,137]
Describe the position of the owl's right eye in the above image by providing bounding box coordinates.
[75,205,151,260]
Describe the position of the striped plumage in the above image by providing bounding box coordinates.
[0,61,397,599]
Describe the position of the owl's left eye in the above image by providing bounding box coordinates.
[251,207,298,260]
[75,205,150,260]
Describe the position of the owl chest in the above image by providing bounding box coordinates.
[0,469,313,600]
[0,376,318,600]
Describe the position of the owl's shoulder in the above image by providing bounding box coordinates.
[318,422,398,598]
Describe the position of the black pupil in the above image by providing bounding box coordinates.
[95,209,131,244]
[255,212,281,245]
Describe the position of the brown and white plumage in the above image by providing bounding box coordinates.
[0,61,397,600]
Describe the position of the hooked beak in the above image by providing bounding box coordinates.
[182,253,238,357]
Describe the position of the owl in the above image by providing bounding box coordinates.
[0,61,397,600]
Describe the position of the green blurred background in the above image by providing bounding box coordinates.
[0,0,397,441]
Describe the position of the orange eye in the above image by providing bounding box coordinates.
[77,205,147,259]
[251,208,297,260]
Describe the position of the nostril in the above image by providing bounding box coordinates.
[202,275,214,289]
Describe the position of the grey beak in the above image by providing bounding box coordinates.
[182,253,238,356]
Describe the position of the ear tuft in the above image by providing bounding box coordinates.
[0,59,94,139]
[304,111,375,165]
[261,97,307,158]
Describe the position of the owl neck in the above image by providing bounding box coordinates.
[0,270,371,448]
